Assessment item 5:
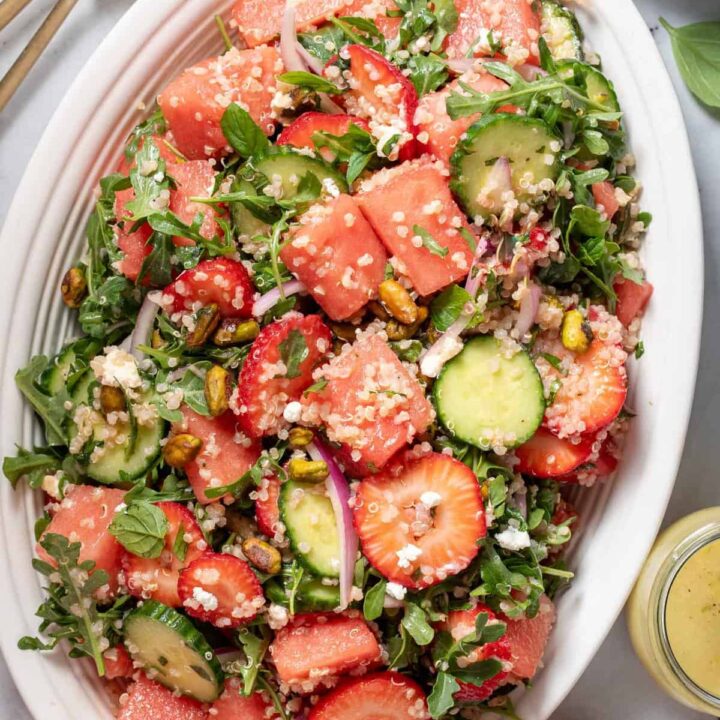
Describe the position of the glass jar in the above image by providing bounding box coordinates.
[627,508,720,715]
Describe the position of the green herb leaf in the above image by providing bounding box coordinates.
[278,330,309,379]
[109,502,168,558]
[430,284,471,331]
[124,138,171,221]
[660,18,720,108]
[172,522,189,562]
[412,225,449,257]
[3,448,62,489]
[221,104,271,159]
[304,379,329,395]
[401,602,435,646]
[634,340,645,359]
[363,579,387,621]
[428,672,460,719]
[407,54,449,95]
[233,627,269,695]
[278,71,344,95]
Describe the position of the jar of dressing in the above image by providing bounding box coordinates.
[628,508,720,715]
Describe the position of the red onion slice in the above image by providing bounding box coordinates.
[307,439,358,611]
[514,282,542,338]
[252,279,306,317]
[129,294,160,360]
[296,42,324,74]
[280,4,308,72]
[516,63,548,82]
[446,58,476,75]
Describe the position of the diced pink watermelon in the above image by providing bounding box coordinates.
[446,0,541,63]
[211,678,277,719]
[168,160,221,244]
[301,333,433,473]
[117,134,181,175]
[280,194,387,321]
[103,644,133,680]
[158,46,281,160]
[175,406,262,504]
[37,485,126,598]
[504,594,556,680]
[357,158,474,296]
[415,69,508,165]
[277,112,371,162]
[592,181,620,219]
[117,674,207,720]
[232,0,399,48]
[614,277,653,327]
[115,223,151,283]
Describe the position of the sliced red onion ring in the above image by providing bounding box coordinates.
[514,282,542,339]
[296,42,324,74]
[446,58,476,75]
[307,439,358,611]
[420,309,471,378]
[252,279,306,317]
[464,232,490,298]
[129,294,160,360]
[280,4,307,72]
[516,63,548,82]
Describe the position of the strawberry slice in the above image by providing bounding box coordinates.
[178,551,265,628]
[255,474,282,538]
[504,595,556,680]
[614,276,653,327]
[175,407,261,505]
[269,612,382,690]
[122,501,206,607]
[353,452,486,589]
[211,677,279,720]
[552,498,579,529]
[440,604,512,701]
[102,644,133,680]
[559,435,620,485]
[277,112,371,162]
[163,257,254,318]
[543,339,628,438]
[336,45,418,161]
[515,428,594,478]
[309,672,428,720]
[233,313,331,437]
[118,673,207,720]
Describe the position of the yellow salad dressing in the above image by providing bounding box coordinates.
[665,539,720,696]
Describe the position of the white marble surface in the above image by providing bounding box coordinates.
[1,1,719,718]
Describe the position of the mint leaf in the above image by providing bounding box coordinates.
[278,71,344,95]
[221,104,271,158]
[412,225,449,258]
[430,284,471,331]
[279,329,309,379]
[401,602,435,646]
[109,502,168,558]
[363,580,387,621]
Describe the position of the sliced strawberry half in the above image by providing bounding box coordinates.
[337,45,418,161]
[309,672,429,720]
[544,339,628,438]
[515,428,594,479]
[354,452,486,589]
[178,551,265,628]
[614,276,653,327]
[559,434,620,485]
[122,501,205,607]
[163,257,254,317]
[269,612,382,690]
[255,474,282,538]
[234,313,331,437]
[440,604,512,701]
[277,112,371,162]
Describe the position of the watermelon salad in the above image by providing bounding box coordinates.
[4,0,654,718]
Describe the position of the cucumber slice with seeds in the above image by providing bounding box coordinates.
[124,600,224,702]
[451,114,561,220]
[254,148,348,203]
[541,0,584,61]
[230,178,270,241]
[279,480,340,578]
[433,335,545,449]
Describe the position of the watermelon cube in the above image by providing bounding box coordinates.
[416,70,507,165]
[614,276,653,327]
[37,485,126,598]
[168,160,220,244]
[269,612,381,689]
[115,223,151,283]
[117,674,207,720]
[357,158,474,296]
[211,678,275,720]
[505,594,556,680]
[301,332,433,473]
[158,46,281,160]
[176,406,261,504]
[446,0,541,63]
[280,194,387,321]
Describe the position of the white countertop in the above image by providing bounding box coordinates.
[1,1,718,718]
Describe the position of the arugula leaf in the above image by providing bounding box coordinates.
[172,522,189,562]
[389,339,423,363]
[430,284,471,331]
[298,25,345,66]
[109,502,169,559]
[304,378,329,395]
[79,275,139,338]
[232,627,270,695]
[137,232,173,287]
[19,534,129,676]
[634,340,645,359]
[279,330,309,379]
[428,672,460,719]
[363,579,387,621]
[407,54,449,95]
[2,447,62,489]
[221,104,271,159]
[124,138,171,221]
[412,225,449,257]
[278,71,344,95]
[660,18,720,108]
[402,602,435,645]
[175,362,213,415]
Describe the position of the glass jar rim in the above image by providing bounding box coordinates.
[656,524,720,709]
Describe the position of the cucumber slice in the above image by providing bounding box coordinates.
[541,0,584,61]
[40,346,76,394]
[124,600,224,702]
[254,148,348,202]
[433,336,545,449]
[451,114,561,220]
[557,60,619,112]
[279,480,340,578]
[69,371,165,485]
[266,565,341,610]
[230,178,270,241]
